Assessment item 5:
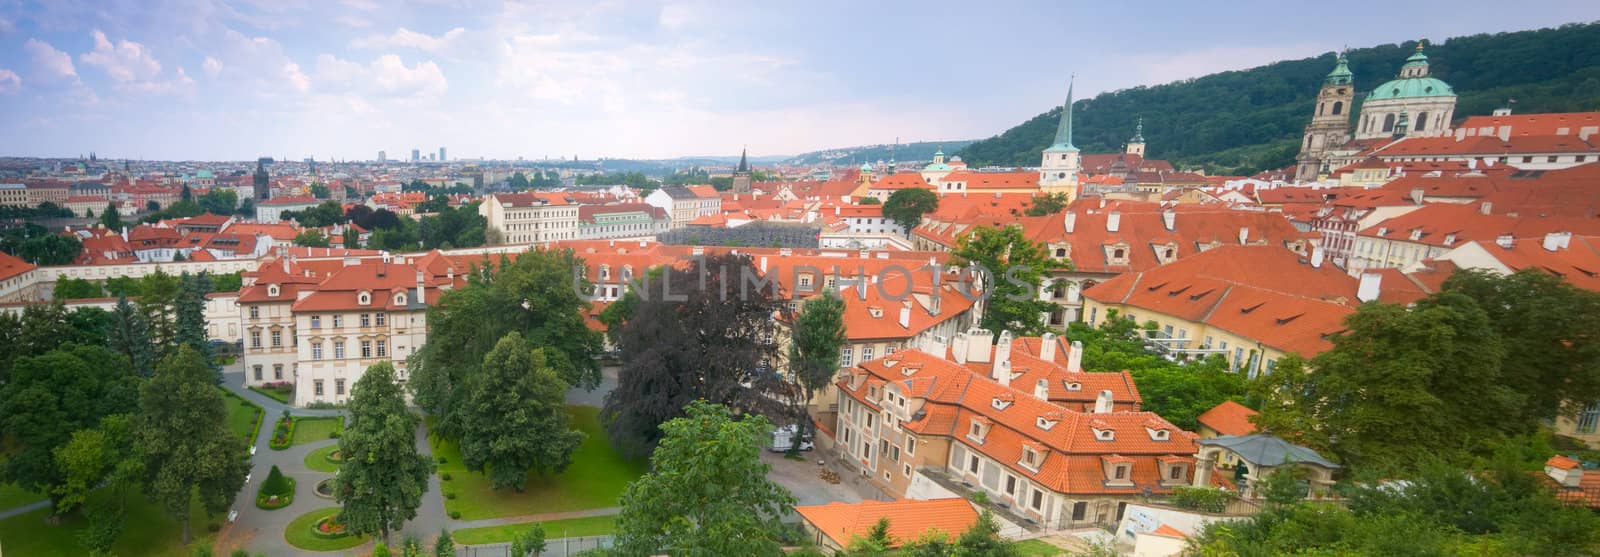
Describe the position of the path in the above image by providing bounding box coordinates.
[452,506,621,530]
[0,499,49,521]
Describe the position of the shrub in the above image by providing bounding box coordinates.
[1169,486,1232,513]
[262,465,292,496]
[269,417,296,450]
[969,490,989,504]
[449,511,461,520]
[372,544,391,557]
[444,492,456,500]
[329,430,340,439]
[207,522,221,533]
[440,472,451,481]
[436,457,447,464]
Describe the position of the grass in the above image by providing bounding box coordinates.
[304,444,343,474]
[0,487,221,557]
[430,406,648,520]
[1014,539,1068,556]
[453,514,618,545]
[249,385,293,404]
[221,388,264,446]
[290,417,343,447]
[0,482,43,510]
[283,507,368,552]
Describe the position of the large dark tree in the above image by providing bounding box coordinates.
[108,296,159,377]
[459,333,583,490]
[602,253,789,457]
[337,362,432,543]
[0,344,138,514]
[788,290,846,436]
[950,224,1064,336]
[881,188,938,233]
[173,273,216,376]
[136,346,249,545]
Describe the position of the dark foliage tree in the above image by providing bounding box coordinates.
[0,345,137,514]
[657,222,821,249]
[136,346,249,544]
[173,273,216,376]
[882,188,938,233]
[614,401,796,556]
[459,333,583,490]
[950,225,1064,336]
[236,198,254,217]
[1066,318,1246,431]
[789,290,846,436]
[418,202,487,249]
[1023,192,1071,216]
[294,230,331,247]
[54,276,105,299]
[197,189,237,216]
[108,296,159,377]
[602,253,790,457]
[337,362,432,543]
[285,200,347,228]
[0,223,83,265]
[101,202,124,229]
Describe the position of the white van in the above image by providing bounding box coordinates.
[770,424,815,453]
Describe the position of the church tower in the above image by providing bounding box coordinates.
[732,148,752,193]
[1294,51,1356,182]
[1126,117,1147,157]
[1039,78,1081,196]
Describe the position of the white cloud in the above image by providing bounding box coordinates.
[335,15,372,28]
[353,27,466,53]
[284,62,311,93]
[658,3,699,30]
[314,53,446,100]
[80,30,162,84]
[25,39,77,80]
[0,69,20,94]
[202,56,222,78]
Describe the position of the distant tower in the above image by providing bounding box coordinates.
[732,148,752,193]
[1294,51,1356,182]
[439,147,447,162]
[411,149,420,162]
[1039,77,1081,196]
[887,138,898,175]
[1126,117,1147,157]
[378,150,387,164]
[254,157,272,200]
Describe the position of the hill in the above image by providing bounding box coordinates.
[958,22,1600,175]
[785,140,975,166]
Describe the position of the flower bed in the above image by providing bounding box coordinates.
[256,464,296,510]
[311,515,349,539]
[268,415,296,450]
[256,480,296,510]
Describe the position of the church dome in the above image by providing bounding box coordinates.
[1367,76,1455,101]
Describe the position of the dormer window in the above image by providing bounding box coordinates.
[1020,445,1046,471]
[1147,428,1171,441]
[1092,422,1115,441]
[868,306,884,318]
[992,397,1013,411]
[967,417,991,443]
[1114,465,1129,480]
[1064,381,1082,391]
[267,284,280,297]
[358,291,371,305]
[394,292,407,306]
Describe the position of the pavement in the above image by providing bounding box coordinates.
[762,449,888,506]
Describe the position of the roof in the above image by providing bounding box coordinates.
[0,251,37,282]
[1367,76,1454,101]
[795,498,978,548]
[1195,401,1259,437]
[1549,455,1583,471]
[1197,434,1339,468]
[1456,111,1600,137]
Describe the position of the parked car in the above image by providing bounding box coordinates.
[770,424,815,453]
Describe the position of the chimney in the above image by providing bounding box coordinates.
[1033,379,1049,400]
[1311,245,1325,268]
[1040,332,1057,362]
[1162,209,1175,231]
[282,257,290,274]
[993,331,1014,384]
[1067,341,1083,373]
[1357,272,1382,303]
[1238,227,1250,245]
[1479,201,1493,215]
[952,330,971,364]
[1496,234,1515,249]
[1544,231,1571,252]
[1106,211,1121,233]
[1064,211,1077,233]
[968,329,994,363]
[898,303,911,329]
[1409,188,1424,205]
[759,256,768,273]
[1094,389,1113,413]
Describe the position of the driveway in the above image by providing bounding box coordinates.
[565,365,619,408]
[762,451,887,507]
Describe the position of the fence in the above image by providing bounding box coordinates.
[458,535,613,557]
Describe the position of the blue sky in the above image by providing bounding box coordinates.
[0,1,1596,161]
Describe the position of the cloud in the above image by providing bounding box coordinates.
[335,15,372,28]
[80,30,162,83]
[353,27,467,53]
[202,56,222,78]
[314,53,446,99]
[284,62,311,93]
[25,39,77,80]
[658,3,699,29]
[0,70,19,94]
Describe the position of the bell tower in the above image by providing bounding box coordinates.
[1295,51,1356,182]
[1125,117,1146,157]
[1039,76,1081,197]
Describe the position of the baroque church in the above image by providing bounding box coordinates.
[1294,42,1458,182]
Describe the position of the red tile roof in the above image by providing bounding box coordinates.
[796,498,978,548]
[1196,401,1259,437]
[0,251,36,282]
[1456,112,1600,138]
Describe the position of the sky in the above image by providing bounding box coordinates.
[0,1,1596,162]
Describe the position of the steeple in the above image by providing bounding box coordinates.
[1325,50,1353,85]
[731,146,753,193]
[736,148,749,173]
[1400,39,1430,78]
[1126,117,1146,157]
[1048,76,1078,151]
[887,137,897,175]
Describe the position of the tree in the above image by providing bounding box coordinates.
[136,346,250,544]
[342,227,361,249]
[952,511,1017,557]
[900,531,954,557]
[950,225,1064,336]
[337,362,432,543]
[0,224,83,265]
[1067,319,1245,430]
[310,184,331,199]
[614,401,796,556]
[1023,192,1071,216]
[108,296,159,377]
[508,523,547,557]
[0,344,137,514]
[286,200,347,227]
[146,200,160,212]
[789,290,846,439]
[236,198,255,217]
[197,189,238,216]
[602,253,789,457]
[294,230,331,247]
[101,202,123,229]
[54,416,141,556]
[882,188,938,233]
[844,517,894,556]
[137,269,182,346]
[859,197,880,205]
[54,276,105,299]
[433,530,455,557]
[211,271,243,293]
[173,273,216,375]
[509,172,530,190]
[1254,293,1515,471]
[459,333,584,490]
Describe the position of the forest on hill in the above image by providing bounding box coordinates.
[784,140,975,166]
[958,22,1600,175]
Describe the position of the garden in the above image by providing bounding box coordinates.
[284,507,368,552]
[304,443,344,473]
[269,414,344,450]
[255,465,295,510]
[0,487,225,556]
[454,515,615,545]
[429,406,647,520]
[249,381,295,404]
[221,388,264,447]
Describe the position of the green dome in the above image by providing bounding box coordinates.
[860,161,873,172]
[1325,54,1353,86]
[1367,76,1454,101]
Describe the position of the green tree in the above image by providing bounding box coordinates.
[0,223,83,265]
[337,362,432,543]
[101,202,124,229]
[844,517,893,556]
[614,401,796,556]
[294,230,331,247]
[310,183,331,199]
[951,225,1064,336]
[509,523,547,557]
[211,271,243,293]
[286,200,347,227]
[900,531,954,557]
[952,511,1017,557]
[460,333,584,490]
[173,273,216,375]
[859,197,880,205]
[197,189,238,216]
[108,296,159,377]
[137,269,182,346]
[789,290,846,439]
[236,198,255,217]
[1066,319,1245,430]
[1023,192,1071,216]
[882,188,938,233]
[342,227,361,249]
[433,530,455,557]
[0,344,138,514]
[136,346,250,544]
[52,414,139,516]
[54,276,105,299]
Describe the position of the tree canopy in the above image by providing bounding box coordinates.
[458,333,584,490]
[0,344,138,513]
[337,362,432,542]
[950,225,1064,336]
[135,346,249,544]
[881,188,938,233]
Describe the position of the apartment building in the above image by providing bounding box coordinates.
[481,192,580,244]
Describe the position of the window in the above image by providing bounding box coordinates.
[333,315,343,328]
[1383,113,1396,132]
[968,455,980,474]
[1523,156,1534,163]
[1580,402,1600,434]
[270,330,282,348]
[360,314,370,327]
[314,379,324,396]
[1114,465,1128,480]
[336,378,345,395]
[253,365,263,381]
[1072,502,1088,521]
[376,340,387,358]
[840,347,854,367]
[1031,490,1044,511]
[861,347,874,362]
[361,340,372,358]
[335,342,345,359]
[273,364,283,380]
[1169,465,1185,480]
[312,342,323,360]
[250,331,261,349]
[905,436,916,455]
[375,313,386,326]
[1331,100,1343,115]
[1005,475,1017,496]
[1414,112,1428,132]
[249,306,259,319]
[1548,156,1559,163]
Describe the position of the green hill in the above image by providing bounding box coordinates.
[958,22,1600,175]
[785,140,975,166]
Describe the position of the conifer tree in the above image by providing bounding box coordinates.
[108,296,158,377]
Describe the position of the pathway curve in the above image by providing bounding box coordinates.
[452,506,621,530]
[0,499,49,521]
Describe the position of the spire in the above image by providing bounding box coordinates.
[1049,76,1078,151]
[736,147,749,173]
[1325,49,1353,85]
[1130,116,1145,143]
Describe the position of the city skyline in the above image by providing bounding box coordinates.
[0,0,1597,161]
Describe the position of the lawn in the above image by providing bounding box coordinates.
[0,487,222,556]
[0,482,42,510]
[304,444,343,474]
[1014,538,1068,556]
[453,514,617,545]
[249,385,293,404]
[430,406,648,520]
[290,417,343,447]
[283,506,369,552]
[221,388,264,446]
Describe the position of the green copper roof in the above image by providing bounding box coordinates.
[923,161,952,172]
[1402,43,1429,69]
[1045,78,1078,152]
[1129,117,1145,143]
[1325,52,1353,85]
[1367,76,1454,101]
[860,161,873,172]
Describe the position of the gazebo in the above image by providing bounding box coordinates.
[1194,434,1340,499]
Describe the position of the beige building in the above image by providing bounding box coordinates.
[644,185,721,228]
[480,192,580,245]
